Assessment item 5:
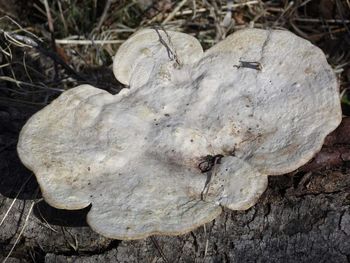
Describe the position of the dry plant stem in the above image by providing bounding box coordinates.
[145,0,259,25]
[293,18,350,23]
[162,0,188,25]
[0,175,32,227]
[203,224,209,262]
[191,0,197,19]
[202,0,220,40]
[0,16,42,43]
[0,63,10,68]
[55,39,124,45]
[4,32,85,81]
[299,0,313,7]
[42,0,59,80]
[290,21,311,40]
[28,250,36,263]
[22,52,33,83]
[174,0,259,16]
[202,157,221,201]
[335,0,350,34]
[153,27,180,66]
[57,0,68,35]
[2,198,38,263]
[61,227,79,251]
[347,0,350,9]
[2,31,36,50]
[0,76,64,92]
[2,203,35,262]
[35,203,58,233]
[273,1,294,27]
[42,0,53,33]
[150,236,169,263]
[95,0,113,32]
[33,3,46,18]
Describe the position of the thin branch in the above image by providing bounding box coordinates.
[55,39,124,45]
[153,26,181,66]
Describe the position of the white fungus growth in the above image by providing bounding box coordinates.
[17,28,342,240]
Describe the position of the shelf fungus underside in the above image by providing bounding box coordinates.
[17,29,341,239]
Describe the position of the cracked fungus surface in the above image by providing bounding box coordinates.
[17,29,341,239]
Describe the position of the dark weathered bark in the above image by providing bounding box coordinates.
[0,107,349,263]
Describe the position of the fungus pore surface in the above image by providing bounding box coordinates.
[17,29,342,240]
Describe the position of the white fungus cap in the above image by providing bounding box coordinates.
[18,28,341,240]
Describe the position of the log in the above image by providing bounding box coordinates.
[0,107,349,262]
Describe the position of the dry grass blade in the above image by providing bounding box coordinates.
[57,0,68,34]
[2,201,35,263]
[0,175,32,227]
[162,0,188,25]
[202,224,209,263]
[42,0,54,33]
[55,39,124,45]
[95,0,113,32]
[272,1,294,27]
[174,0,259,16]
[0,76,64,92]
[0,16,42,42]
[293,18,350,23]
[150,236,169,263]
[34,203,58,233]
[153,26,180,65]
[61,227,79,251]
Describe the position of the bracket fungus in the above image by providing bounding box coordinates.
[17,28,342,240]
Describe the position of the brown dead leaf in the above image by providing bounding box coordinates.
[233,11,245,25]
[56,45,70,64]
